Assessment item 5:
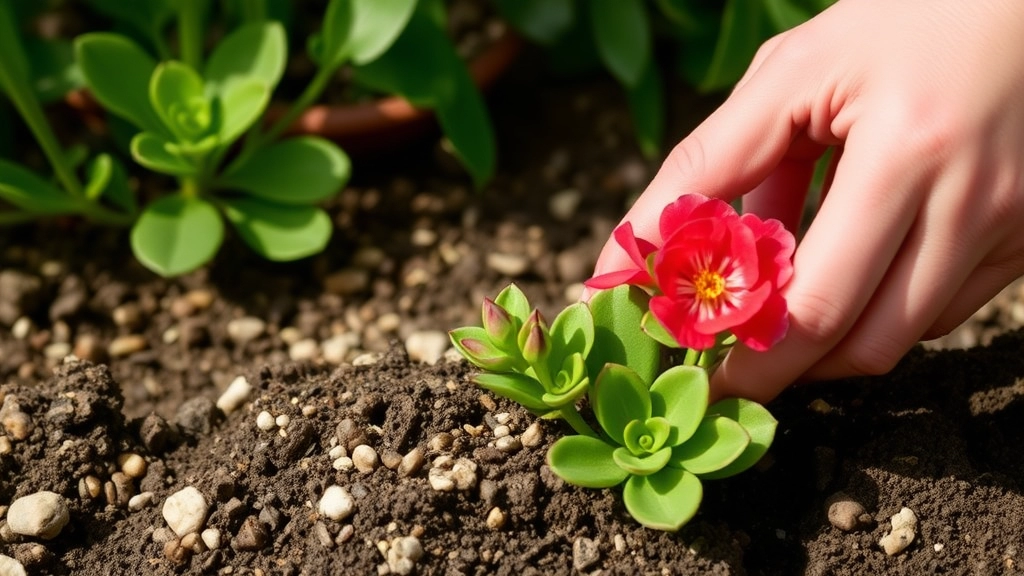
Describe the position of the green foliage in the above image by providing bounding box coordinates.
[450,282,779,531]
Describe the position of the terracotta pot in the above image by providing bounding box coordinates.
[272,28,523,155]
[65,28,524,156]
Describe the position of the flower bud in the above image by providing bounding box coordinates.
[455,337,516,371]
[482,298,516,345]
[518,310,550,366]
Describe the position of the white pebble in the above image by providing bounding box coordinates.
[289,338,319,361]
[226,317,266,344]
[128,491,155,511]
[201,527,222,550]
[386,536,424,576]
[11,317,32,340]
[485,507,506,530]
[332,457,354,471]
[493,425,511,438]
[215,376,252,414]
[520,422,544,448]
[879,507,918,555]
[404,331,450,365]
[322,333,359,364]
[548,189,582,221]
[275,414,291,428]
[118,452,147,478]
[162,486,209,537]
[256,411,276,431]
[352,445,380,473]
[0,554,26,576]
[328,445,346,460]
[318,485,355,521]
[352,352,382,366]
[7,491,69,539]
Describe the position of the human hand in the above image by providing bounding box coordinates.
[590,0,1024,403]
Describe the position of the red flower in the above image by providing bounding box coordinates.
[588,194,795,352]
[650,196,794,351]
[584,222,658,290]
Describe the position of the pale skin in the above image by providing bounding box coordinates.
[591,0,1024,404]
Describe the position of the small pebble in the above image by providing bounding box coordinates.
[332,457,354,471]
[162,486,209,537]
[493,425,510,438]
[215,376,252,414]
[428,456,478,491]
[275,414,291,428]
[352,445,379,473]
[572,537,601,572]
[879,507,918,555]
[226,317,266,345]
[256,411,276,431]
[118,452,147,478]
[404,331,450,365]
[232,516,269,551]
[495,436,522,453]
[201,527,222,550]
[486,253,529,276]
[107,334,147,357]
[520,422,544,448]
[826,493,870,531]
[318,485,355,521]
[485,507,506,530]
[381,450,403,470]
[328,445,346,460]
[0,554,26,576]
[289,339,319,361]
[398,448,425,477]
[7,491,69,539]
[386,536,424,576]
[128,492,155,512]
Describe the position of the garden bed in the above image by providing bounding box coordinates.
[2,55,1024,575]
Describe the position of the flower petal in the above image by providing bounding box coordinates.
[730,290,789,351]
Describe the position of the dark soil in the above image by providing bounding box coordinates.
[3,39,1024,576]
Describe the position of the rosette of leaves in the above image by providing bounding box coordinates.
[547,363,777,531]
[74,20,349,276]
[449,284,597,431]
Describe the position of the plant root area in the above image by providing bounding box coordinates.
[2,53,1024,576]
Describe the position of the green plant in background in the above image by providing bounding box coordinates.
[494,0,837,158]
[0,0,497,276]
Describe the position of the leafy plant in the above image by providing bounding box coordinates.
[494,0,837,158]
[450,193,794,531]
[0,0,497,276]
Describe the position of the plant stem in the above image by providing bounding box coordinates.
[178,0,204,71]
[181,176,200,199]
[683,348,700,366]
[558,406,598,438]
[0,2,83,198]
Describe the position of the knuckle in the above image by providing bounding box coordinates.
[840,332,907,376]
[786,291,850,344]
[665,137,707,181]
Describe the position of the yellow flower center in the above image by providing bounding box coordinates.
[693,269,725,301]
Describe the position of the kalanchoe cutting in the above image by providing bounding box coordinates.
[450,193,796,532]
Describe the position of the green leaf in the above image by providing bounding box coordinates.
[623,417,671,455]
[640,310,680,348]
[131,132,197,176]
[613,446,670,476]
[83,154,112,200]
[472,372,550,413]
[74,33,166,135]
[205,21,286,93]
[589,0,651,88]
[495,284,531,325]
[220,137,350,204]
[650,365,709,446]
[320,0,418,68]
[549,302,595,366]
[625,60,664,159]
[586,285,660,386]
[150,61,211,142]
[0,159,79,214]
[222,198,332,261]
[540,373,589,408]
[623,467,702,531]
[435,72,496,188]
[448,326,519,372]
[548,435,629,488]
[698,0,770,92]
[670,415,749,475]
[130,195,224,276]
[493,0,573,45]
[93,155,136,213]
[591,364,651,446]
[699,398,779,479]
[215,78,269,145]
[85,0,175,51]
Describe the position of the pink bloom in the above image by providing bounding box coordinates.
[584,222,658,290]
[649,195,794,351]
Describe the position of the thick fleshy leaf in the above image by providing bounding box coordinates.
[540,374,589,409]
[320,0,417,67]
[698,0,770,92]
[589,0,651,88]
[591,364,651,446]
[130,195,223,277]
[74,33,165,134]
[586,285,660,386]
[220,137,350,204]
[482,298,517,351]
[434,72,496,188]
[650,365,709,446]
[548,436,629,488]
[613,446,670,476]
[472,372,549,413]
[150,61,210,142]
[131,132,196,176]
[222,198,331,261]
[670,415,749,475]
[699,398,779,479]
[85,154,135,214]
[623,417,670,455]
[549,302,594,365]
[215,78,269,144]
[495,284,531,325]
[640,311,680,348]
[623,467,702,531]
[0,159,78,214]
[205,21,286,93]
[449,326,518,371]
